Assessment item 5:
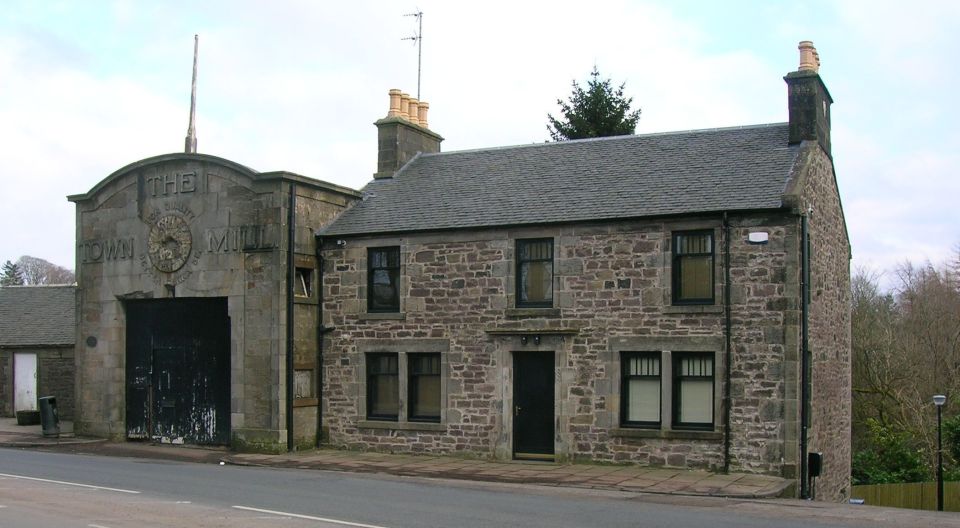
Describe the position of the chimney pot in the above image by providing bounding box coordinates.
[387,89,402,117]
[400,93,411,120]
[418,101,430,129]
[408,97,420,125]
[798,41,819,73]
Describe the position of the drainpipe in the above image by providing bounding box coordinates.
[314,234,324,449]
[722,212,732,474]
[799,213,811,498]
[286,183,296,452]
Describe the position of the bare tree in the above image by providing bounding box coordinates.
[15,255,75,285]
[852,258,960,476]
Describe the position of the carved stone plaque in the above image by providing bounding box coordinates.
[148,215,192,272]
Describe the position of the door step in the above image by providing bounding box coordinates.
[513,452,556,462]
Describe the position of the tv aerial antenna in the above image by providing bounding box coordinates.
[402,10,423,100]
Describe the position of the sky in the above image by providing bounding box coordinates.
[2,0,958,288]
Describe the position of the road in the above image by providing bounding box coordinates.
[0,448,954,528]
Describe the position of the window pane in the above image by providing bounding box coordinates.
[412,376,440,418]
[368,353,398,419]
[368,247,400,312]
[678,379,712,424]
[370,374,399,417]
[518,239,553,306]
[629,356,660,376]
[627,378,660,422]
[678,255,712,300]
[411,354,440,375]
[677,233,711,254]
[370,269,399,310]
[410,353,441,421]
[521,261,553,302]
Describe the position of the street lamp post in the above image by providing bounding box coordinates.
[934,394,946,512]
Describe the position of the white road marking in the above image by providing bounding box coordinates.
[232,505,390,528]
[88,524,113,528]
[0,473,140,494]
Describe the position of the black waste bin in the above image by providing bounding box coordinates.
[38,396,60,438]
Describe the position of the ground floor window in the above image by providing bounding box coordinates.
[363,350,444,424]
[408,353,441,422]
[618,349,717,432]
[620,352,661,427]
[366,353,399,420]
[673,352,715,430]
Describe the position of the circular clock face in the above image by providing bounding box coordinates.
[148,215,192,272]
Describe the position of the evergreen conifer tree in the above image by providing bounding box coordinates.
[547,67,642,141]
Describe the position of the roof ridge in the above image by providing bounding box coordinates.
[419,122,789,158]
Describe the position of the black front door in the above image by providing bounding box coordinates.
[125,298,230,445]
[513,352,555,458]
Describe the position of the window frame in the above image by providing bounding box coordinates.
[515,238,554,308]
[407,353,442,423]
[671,230,715,305]
[367,246,401,313]
[365,352,399,421]
[620,352,662,429]
[671,352,715,430]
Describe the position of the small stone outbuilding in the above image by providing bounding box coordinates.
[0,285,76,421]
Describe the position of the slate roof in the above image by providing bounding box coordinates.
[321,123,801,236]
[0,285,75,347]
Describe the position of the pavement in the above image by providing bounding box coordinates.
[0,417,792,499]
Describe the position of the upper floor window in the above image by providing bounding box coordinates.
[516,238,553,308]
[621,352,661,428]
[672,231,714,304]
[368,246,400,312]
[672,352,714,430]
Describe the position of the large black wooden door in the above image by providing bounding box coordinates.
[513,352,555,458]
[126,298,230,445]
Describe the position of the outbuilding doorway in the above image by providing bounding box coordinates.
[13,353,38,412]
[512,351,555,460]
[125,298,230,445]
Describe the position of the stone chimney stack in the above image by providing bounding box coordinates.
[374,88,443,179]
[784,41,833,155]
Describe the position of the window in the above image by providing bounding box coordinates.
[621,352,661,427]
[408,353,441,422]
[673,353,714,429]
[366,353,399,420]
[368,247,400,312]
[672,231,714,304]
[294,267,312,297]
[516,238,553,307]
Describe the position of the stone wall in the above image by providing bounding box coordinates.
[787,142,852,500]
[38,347,76,420]
[321,211,808,478]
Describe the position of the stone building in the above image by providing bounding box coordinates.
[0,285,76,421]
[68,154,358,448]
[317,41,850,500]
[64,41,850,500]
